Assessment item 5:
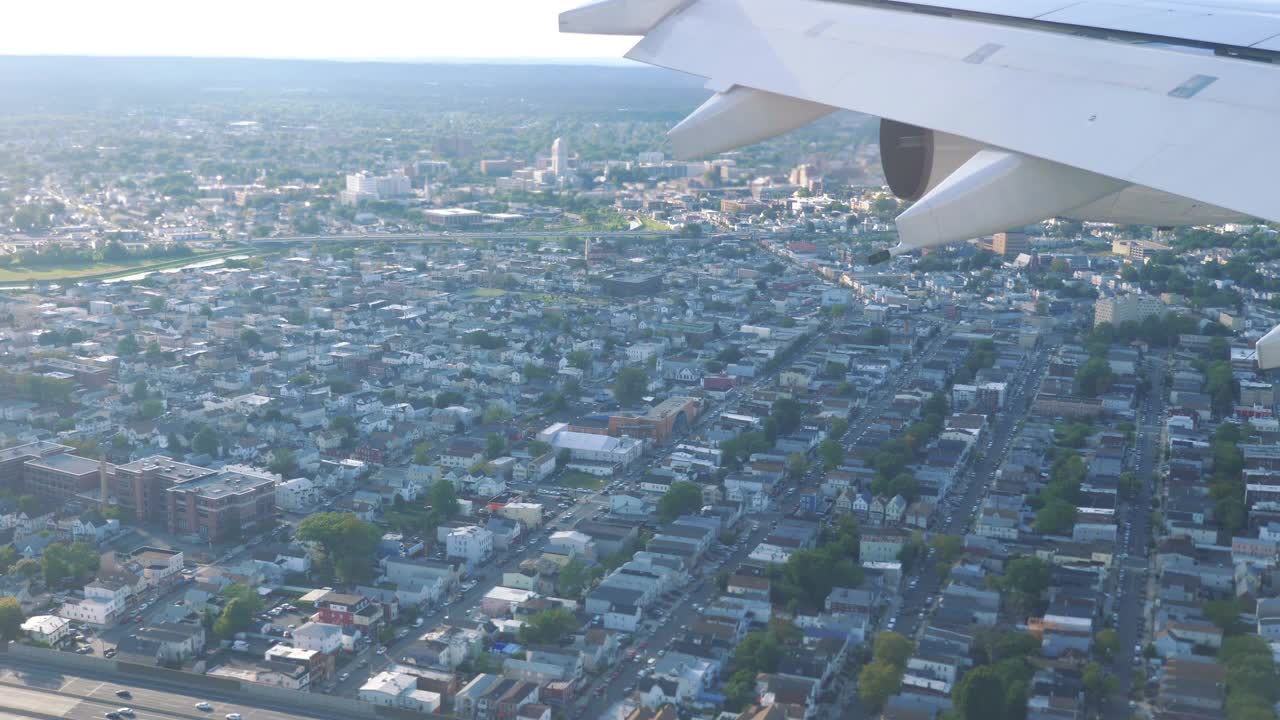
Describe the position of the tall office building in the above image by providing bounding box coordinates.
[992,231,1030,258]
[551,137,568,177]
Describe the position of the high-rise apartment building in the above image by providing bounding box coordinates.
[1094,293,1166,327]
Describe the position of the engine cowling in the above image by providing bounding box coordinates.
[879,119,982,202]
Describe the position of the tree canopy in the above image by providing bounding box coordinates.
[518,608,577,645]
[614,367,648,405]
[768,516,861,611]
[42,542,100,588]
[296,512,381,583]
[0,596,24,641]
[657,481,703,523]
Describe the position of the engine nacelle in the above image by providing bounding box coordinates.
[879,119,982,202]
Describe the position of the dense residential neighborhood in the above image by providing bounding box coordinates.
[0,58,1278,720]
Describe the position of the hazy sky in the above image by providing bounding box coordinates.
[0,1,638,61]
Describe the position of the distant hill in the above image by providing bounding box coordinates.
[0,56,707,114]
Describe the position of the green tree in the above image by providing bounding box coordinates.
[41,542,100,587]
[12,558,40,581]
[131,379,149,402]
[329,415,356,437]
[517,608,577,645]
[1075,357,1115,397]
[429,480,459,519]
[954,666,1007,720]
[240,328,262,348]
[1095,628,1118,660]
[1117,471,1140,500]
[267,448,295,477]
[557,558,599,599]
[0,546,16,575]
[786,452,809,478]
[829,418,849,439]
[568,350,592,372]
[413,441,433,465]
[296,512,381,583]
[723,669,758,710]
[482,404,512,424]
[1000,556,1053,616]
[192,426,218,456]
[214,597,259,639]
[874,631,914,667]
[658,481,704,523]
[1034,500,1077,534]
[930,534,964,564]
[770,399,803,437]
[138,398,164,420]
[1205,598,1243,634]
[1082,662,1116,705]
[485,432,506,459]
[859,660,903,709]
[818,439,845,470]
[116,335,140,356]
[0,596,24,641]
[614,367,649,405]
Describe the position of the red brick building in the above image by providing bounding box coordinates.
[312,590,383,632]
[165,466,276,542]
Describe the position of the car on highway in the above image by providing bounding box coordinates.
[114,691,131,699]
[226,714,242,720]
[195,703,213,712]
[116,710,134,717]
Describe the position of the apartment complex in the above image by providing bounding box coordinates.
[1094,293,1166,327]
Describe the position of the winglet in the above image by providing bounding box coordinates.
[559,0,689,36]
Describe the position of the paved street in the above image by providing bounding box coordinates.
[892,344,1052,640]
[1107,351,1167,720]
[0,661,338,720]
[573,522,777,717]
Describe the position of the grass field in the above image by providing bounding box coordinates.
[559,471,607,490]
[0,248,255,285]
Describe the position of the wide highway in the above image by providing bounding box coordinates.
[0,661,336,720]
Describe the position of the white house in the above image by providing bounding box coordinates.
[59,577,132,626]
[275,477,320,512]
[21,615,70,645]
[359,671,441,714]
[446,526,494,570]
[291,622,344,655]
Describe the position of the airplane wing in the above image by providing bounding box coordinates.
[560,0,1280,256]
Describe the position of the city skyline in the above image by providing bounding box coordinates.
[0,0,636,61]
